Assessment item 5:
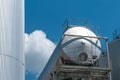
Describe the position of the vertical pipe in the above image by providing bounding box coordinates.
[106,38,112,80]
[105,38,111,69]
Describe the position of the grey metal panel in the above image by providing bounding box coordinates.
[0,0,24,80]
[109,38,120,80]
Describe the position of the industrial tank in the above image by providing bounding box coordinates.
[61,27,101,65]
[109,37,120,80]
[38,26,109,80]
[0,0,24,80]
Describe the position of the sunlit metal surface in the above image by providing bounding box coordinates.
[62,27,101,64]
[0,0,24,80]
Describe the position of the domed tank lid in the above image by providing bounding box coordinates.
[64,26,96,37]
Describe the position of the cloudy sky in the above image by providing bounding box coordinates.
[25,30,56,79]
[25,0,120,80]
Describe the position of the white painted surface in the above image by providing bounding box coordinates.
[0,0,24,80]
[62,27,101,64]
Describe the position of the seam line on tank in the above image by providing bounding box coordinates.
[0,54,24,65]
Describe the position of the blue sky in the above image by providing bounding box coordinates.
[25,0,120,80]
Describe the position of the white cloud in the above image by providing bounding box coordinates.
[25,30,56,77]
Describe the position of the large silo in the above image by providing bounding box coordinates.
[109,30,120,80]
[0,0,24,80]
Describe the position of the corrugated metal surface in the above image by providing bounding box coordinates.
[0,0,24,80]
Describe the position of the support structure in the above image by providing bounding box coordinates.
[52,36,112,80]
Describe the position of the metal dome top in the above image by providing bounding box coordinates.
[64,26,96,37]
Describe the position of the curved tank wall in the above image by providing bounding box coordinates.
[109,38,120,80]
[61,27,101,64]
[0,0,24,80]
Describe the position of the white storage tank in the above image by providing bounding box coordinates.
[0,0,24,80]
[61,27,101,65]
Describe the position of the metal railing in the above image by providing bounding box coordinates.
[62,17,88,33]
[113,28,120,39]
